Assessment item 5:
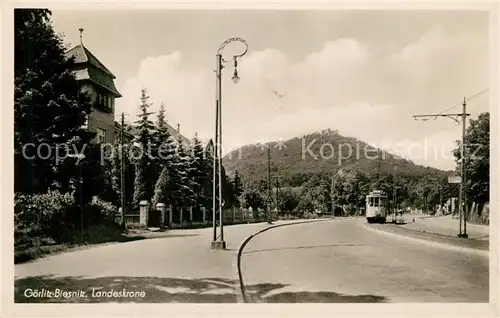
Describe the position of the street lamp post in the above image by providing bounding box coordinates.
[212,37,248,250]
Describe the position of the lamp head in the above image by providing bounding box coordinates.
[231,69,240,84]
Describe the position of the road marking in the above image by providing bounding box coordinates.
[361,222,489,258]
[236,218,334,303]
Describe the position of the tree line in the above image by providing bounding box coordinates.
[102,89,246,220]
[13,8,490,237]
[237,111,490,218]
[13,9,245,239]
[238,169,460,216]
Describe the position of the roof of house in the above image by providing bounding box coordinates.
[66,44,122,97]
[67,44,115,77]
[114,121,191,146]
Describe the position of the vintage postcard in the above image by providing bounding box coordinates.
[2,1,499,317]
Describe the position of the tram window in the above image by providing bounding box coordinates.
[374,197,379,207]
[369,197,373,206]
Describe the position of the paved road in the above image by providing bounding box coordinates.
[14,220,317,303]
[14,218,488,303]
[239,218,489,303]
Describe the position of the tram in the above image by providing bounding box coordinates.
[365,190,388,223]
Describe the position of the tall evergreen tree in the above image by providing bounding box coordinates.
[198,139,216,214]
[221,166,236,208]
[132,89,155,209]
[175,134,195,208]
[14,9,94,194]
[188,134,210,208]
[152,167,169,209]
[151,103,174,208]
[233,170,244,198]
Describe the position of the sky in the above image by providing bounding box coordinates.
[50,9,490,170]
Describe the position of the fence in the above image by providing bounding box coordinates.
[468,202,489,225]
[118,205,277,229]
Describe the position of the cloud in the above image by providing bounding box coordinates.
[115,29,488,170]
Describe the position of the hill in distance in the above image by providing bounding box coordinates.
[223,128,452,185]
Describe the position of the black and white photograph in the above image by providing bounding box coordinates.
[2,1,499,316]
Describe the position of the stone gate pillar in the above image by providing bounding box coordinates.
[118,207,123,225]
[157,203,166,229]
[180,207,183,224]
[139,200,150,226]
[202,206,206,222]
[189,206,193,222]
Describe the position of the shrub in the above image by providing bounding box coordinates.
[89,196,118,218]
[14,190,76,242]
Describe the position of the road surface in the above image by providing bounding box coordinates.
[14,218,488,303]
[239,218,489,303]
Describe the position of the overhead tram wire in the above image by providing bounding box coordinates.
[376,88,489,160]
[436,88,489,116]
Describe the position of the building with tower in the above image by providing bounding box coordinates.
[66,29,191,147]
[65,28,121,144]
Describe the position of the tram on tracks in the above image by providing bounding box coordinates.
[365,190,388,223]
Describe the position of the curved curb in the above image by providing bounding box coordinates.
[362,222,489,258]
[236,219,333,303]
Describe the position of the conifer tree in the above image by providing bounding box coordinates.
[175,134,194,208]
[203,139,215,209]
[132,89,155,209]
[151,103,173,208]
[233,170,244,207]
[188,134,208,206]
[14,9,94,194]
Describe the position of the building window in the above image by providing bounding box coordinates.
[96,128,106,144]
[81,114,89,130]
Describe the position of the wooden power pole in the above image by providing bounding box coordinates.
[267,147,272,223]
[120,112,126,231]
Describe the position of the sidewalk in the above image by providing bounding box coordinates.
[397,214,489,241]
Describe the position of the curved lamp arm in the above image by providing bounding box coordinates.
[217,37,249,60]
[217,37,248,83]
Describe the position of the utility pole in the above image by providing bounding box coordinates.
[331,172,335,217]
[439,182,443,215]
[423,175,427,215]
[120,112,126,231]
[461,98,468,237]
[267,147,272,223]
[275,175,280,218]
[392,168,397,223]
[413,97,469,238]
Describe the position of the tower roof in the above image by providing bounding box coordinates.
[66,44,116,78]
[66,44,122,97]
[66,29,122,97]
